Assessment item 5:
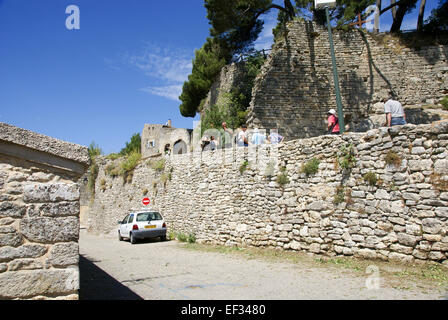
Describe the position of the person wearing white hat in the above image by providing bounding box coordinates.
[327,109,340,135]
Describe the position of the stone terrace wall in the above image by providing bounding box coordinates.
[0,122,89,300]
[247,20,448,139]
[88,121,448,265]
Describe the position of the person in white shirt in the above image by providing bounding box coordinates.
[237,125,248,147]
[384,92,407,127]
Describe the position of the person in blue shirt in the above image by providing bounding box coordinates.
[251,128,266,145]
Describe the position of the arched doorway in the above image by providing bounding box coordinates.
[172,140,187,155]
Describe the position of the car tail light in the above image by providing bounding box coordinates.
[162,222,167,228]
[132,225,139,231]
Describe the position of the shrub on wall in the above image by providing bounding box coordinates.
[188,233,197,244]
[276,166,289,187]
[120,152,141,175]
[334,185,346,205]
[106,153,121,160]
[87,142,102,197]
[301,158,320,176]
[239,160,249,174]
[440,96,448,111]
[105,162,121,178]
[363,172,378,186]
[149,158,166,172]
[337,144,356,171]
[385,151,402,168]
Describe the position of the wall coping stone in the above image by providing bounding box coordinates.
[0,122,90,174]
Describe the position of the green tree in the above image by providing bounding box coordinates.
[292,0,376,26]
[201,52,266,132]
[205,0,297,55]
[423,0,448,32]
[120,133,141,156]
[179,38,229,118]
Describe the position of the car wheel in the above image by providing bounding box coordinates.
[118,231,123,241]
[160,235,167,242]
[130,232,137,244]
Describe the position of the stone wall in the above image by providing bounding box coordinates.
[201,62,249,114]
[247,20,448,139]
[87,121,448,265]
[0,122,89,300]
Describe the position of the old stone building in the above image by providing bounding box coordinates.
[141,120,193,158]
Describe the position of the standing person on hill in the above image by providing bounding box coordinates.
[327,109,340,135]
[237,125,249,147]
[384,92,407,127]
[269,128,284,144]
[251,128,266,146]
[221,122,232,149]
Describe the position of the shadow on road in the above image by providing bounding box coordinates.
[79,255,143,300]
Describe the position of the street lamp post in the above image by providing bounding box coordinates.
[315,0,345,133]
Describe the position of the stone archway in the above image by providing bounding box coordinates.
[172,140,187,155]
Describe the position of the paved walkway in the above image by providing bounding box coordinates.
[79,230,446,300]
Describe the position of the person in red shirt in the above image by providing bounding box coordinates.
[327,109,340,135]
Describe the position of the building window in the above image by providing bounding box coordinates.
[147,141,155,149]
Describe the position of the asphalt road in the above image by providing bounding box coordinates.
[79,230,446,300]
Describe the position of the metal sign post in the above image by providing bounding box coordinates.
[315,0,345,134]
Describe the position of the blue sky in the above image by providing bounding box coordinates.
[0,0,440,154]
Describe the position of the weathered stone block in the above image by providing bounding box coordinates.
[0,233,23,247]
[0,202,26,218]
[357,248,377,260]
[0,244,47,263]
[0,268,78,299]
[23,183,79,203]
[309,243,320,253]
[46,242,79,268]
[431,242,448,252]
[39,202,80,217]
[422,218,444,235]
[389,217,405,226]
[413,249,428,260]
[375,189,390,200]
[20,217,79,243]
[390,244,414,255]
[434,159,448,174]
[388,252,414,263]
[428,251,445,261]
[397,233,418,247]
[8,259,43,271]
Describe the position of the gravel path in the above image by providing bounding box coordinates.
[79,230,447,300]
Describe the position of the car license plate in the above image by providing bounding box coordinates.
[145,225,156,229]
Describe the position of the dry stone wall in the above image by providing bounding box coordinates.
[0,122,89,300]
[201,62,249,114]
[247,20,448,139]
[87,121,448,265]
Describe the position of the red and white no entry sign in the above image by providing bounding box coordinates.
[142,198,151,206]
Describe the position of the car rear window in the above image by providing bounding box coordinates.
[136,212,163,222]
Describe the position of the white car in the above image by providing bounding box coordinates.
[118,211,167,244]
